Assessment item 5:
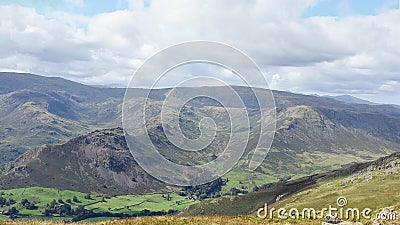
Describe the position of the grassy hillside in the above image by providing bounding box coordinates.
[272,153,400,213]
[180,152,400,222]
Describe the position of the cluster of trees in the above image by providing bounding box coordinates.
[229,187,248,195]
[72,208,176,222]
[20,199,37,210]
[0,196,16,207]
[42,195,83,217]
[0,193,34,220]
[278,176,292,183]
[7,207,18,215]
[179,178,227,200]
[4,207,19,220]
[84,193,91,200]
[256,182,274,191]
[161,193,172,201]
[43,199,74,216]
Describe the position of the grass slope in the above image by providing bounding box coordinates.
[180,152,400,222]
[272,159,400,213]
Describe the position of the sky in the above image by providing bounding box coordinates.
[0,0,399,104]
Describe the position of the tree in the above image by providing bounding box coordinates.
[180,178,226,200]
[0,197,6,206]
[230,187,240,195]
[20,199,29,206]
[43,209,52,217]
[20,198,37,210]
[253,186,260,192]
[75,205,85,214]
[7,198,16,205]
[8,207,19,215]
[166,193,171,201]
[84,193,91,199]
[72,196,79,202]
[57,203,73,216]
[50,199,57,207]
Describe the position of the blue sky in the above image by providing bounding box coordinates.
[0,0,152,15]
[303,0,399,17]
[0,0,124,15]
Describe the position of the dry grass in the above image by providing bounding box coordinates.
[0,216,325,225]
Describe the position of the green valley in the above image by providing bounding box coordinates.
[0,187,199,222]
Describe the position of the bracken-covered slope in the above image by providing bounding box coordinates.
[272,152,400,212]
[179,152,400,216]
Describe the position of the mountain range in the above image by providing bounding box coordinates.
[1,72,400,197]
[323,94,378,105]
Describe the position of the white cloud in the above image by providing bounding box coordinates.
[379,81,399,92]
[0,1,399,103]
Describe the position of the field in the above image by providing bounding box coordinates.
[85,193,198,213]
[0,187,199,222]
[0,170,286,223]
[221,168,278,193]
